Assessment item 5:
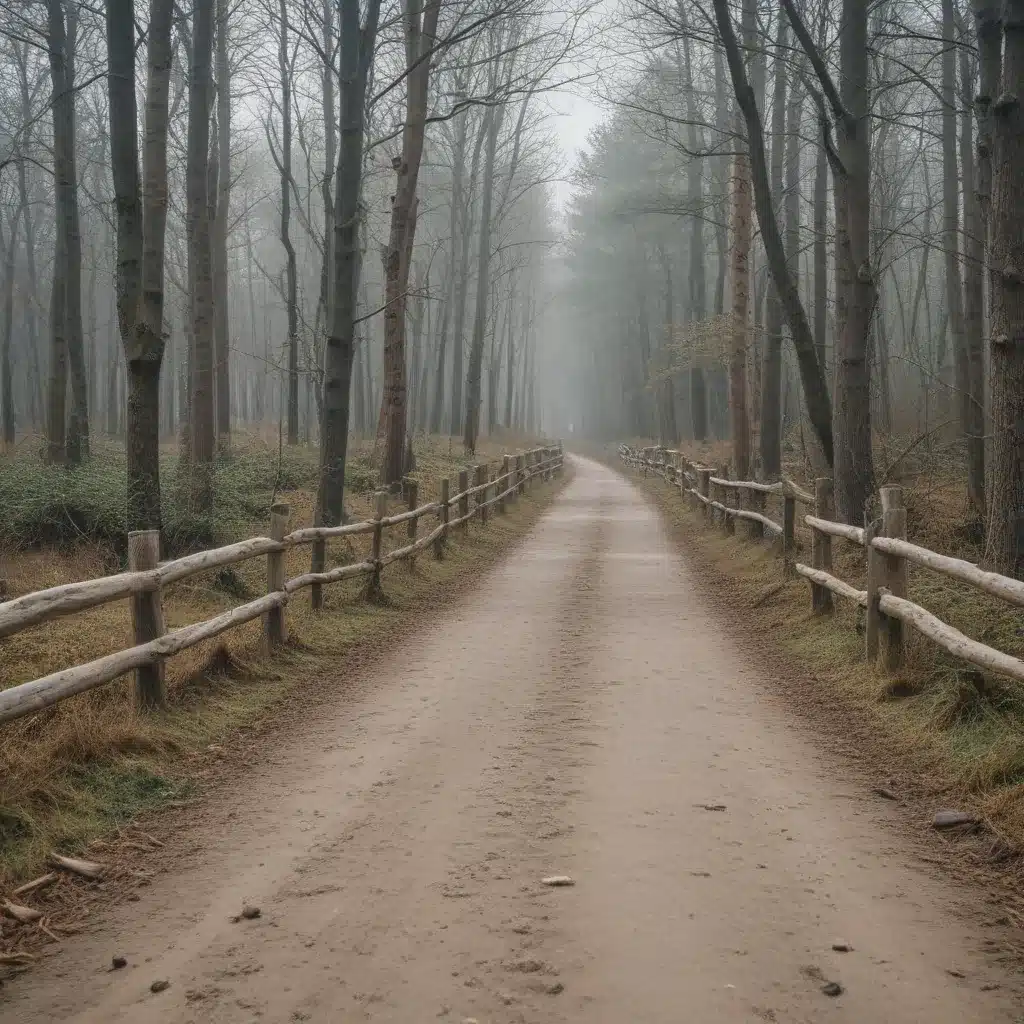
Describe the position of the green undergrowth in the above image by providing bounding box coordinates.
[0,437,323,558]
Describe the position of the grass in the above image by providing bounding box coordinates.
[0,431,564,889]
[594,439,1024,852]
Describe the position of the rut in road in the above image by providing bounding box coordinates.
[4,455,1022,1023]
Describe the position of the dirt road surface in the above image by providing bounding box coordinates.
[4,456,1022,1023]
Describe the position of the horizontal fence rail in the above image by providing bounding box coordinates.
[619,443,1024,688]
[0,444,565,725]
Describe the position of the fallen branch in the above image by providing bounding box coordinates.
[48,853,105,880]
[11,873,57,897]
[2,899,42,924]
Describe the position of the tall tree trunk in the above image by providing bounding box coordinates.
[316,0,381,525]
[960,16,986,522]
[62,0,87,463]
[719,0,834,469]
[504,283,516,429]
[187,0,216,508]
[784,70,805,437]
[656,246,678,445]
[106,0,174,530]
[431,102,468,434]
[277,0,299,446]
[45,0,70,464]
[812,131,827,374]
[463,102,501,454]
[449,119,485,435]
[834,0,876,521]
[213,0,231,449]
[943,0,970,455]
[381,0,441,482]
[0,208,20,447]
[982,0,1024,573]
[759,13,789,479]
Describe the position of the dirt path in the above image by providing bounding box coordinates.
[4,456,1022,1023]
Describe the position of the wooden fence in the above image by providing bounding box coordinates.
[620,443,1024,686]
[0,444,564,725]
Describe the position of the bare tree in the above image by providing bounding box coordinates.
[106,0,175,531]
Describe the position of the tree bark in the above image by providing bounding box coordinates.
[982,0,1024,574]
[381,0,442,482]
[316,0,381,526]
[942,0,969,459]
[959,15,986,522]
[0,207,20,447]
[716,0,834,472]
[106,0,173,531]
[431,103,468,434]
[213,0,231,449]
[463,100,502,454]
[61,1,87,463]
[760,13,788,479]
[187,0,216,509]
[45,0,70,464]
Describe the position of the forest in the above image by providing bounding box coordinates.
[0,0,577,557]
[560,0,1023,577]
[0,0,1020,576]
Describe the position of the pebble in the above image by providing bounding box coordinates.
[150,979,170,994]
[831,942,852,953]
[933,810,977,830]
[545,982,564,996]
[540,876,575,887]
[821,981,843,997]
[111,956,127,970]
[240,905,261,920]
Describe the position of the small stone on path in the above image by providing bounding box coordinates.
[820,982,843,997]
[150,979,170,994]
[831,942,852,953]
[541,875,574,887]
[111,956,127,970]
[933,810,977,830]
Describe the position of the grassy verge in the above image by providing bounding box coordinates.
[0,434,565,890]
[590,443,1024,855]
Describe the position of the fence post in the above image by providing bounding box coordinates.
[499,456,510,514]
[310,532,326,612]
[782,481,796,572]
[405,477,419,570]
[698,469,711,518]
[435,477,449,559]
[367,490,388,599]
[516,453,525,497]
[811,478,833,614]
[865,515,882,660]
[880,485,907,670]
[265,502,290,648]
[128,529,166,710]
[459,468,470,530]
[747,486,766,541]
[476,464,489,524]
[720,466,735,535]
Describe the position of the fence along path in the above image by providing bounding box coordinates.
[0,444,564,725]
[620,443,1024,686]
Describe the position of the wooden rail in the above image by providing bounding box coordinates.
[619,444,1024,689]
[0,444,565,725]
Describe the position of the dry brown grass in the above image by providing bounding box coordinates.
[596,440,1024,854]
[0,432,562,888]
